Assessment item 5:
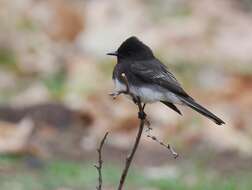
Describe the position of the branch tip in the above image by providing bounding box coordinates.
[95,132,109,190]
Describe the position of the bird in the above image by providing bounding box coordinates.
[107,36,225,125]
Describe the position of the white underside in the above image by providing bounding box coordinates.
[113,79,182,104]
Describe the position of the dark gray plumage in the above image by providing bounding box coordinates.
[108,36,225,125]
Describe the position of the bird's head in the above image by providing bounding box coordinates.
[107,36,154,60]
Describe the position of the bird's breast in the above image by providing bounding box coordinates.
[113,79,181,104]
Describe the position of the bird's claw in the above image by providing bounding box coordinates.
[138,111,146,120]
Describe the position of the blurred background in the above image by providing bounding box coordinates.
[0,0,252,189]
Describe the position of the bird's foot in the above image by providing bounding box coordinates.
[138,111,146,120]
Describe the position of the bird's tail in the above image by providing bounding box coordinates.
[179,96,225,125]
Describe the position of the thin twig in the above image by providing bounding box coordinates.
[118,116,145,190]
[94,132,109,190]
[117,73,146,190]
[145,128,178,159]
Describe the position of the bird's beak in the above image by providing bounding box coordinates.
[106,51,118,56]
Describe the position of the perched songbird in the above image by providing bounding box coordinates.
[107,36,225,125]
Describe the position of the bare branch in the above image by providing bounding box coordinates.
[117,117,145,190]
[145,128,178,159]
[117,73,146,190]
[95,132,109,190]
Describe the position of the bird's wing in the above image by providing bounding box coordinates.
[130,59,189,97]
